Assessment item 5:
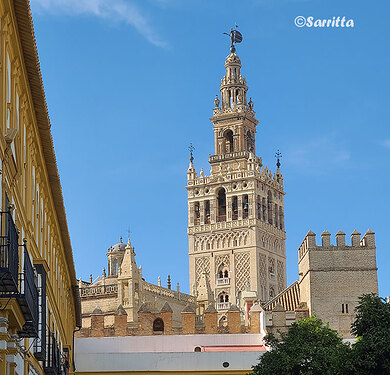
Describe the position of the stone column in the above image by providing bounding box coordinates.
[226,196,232,222]
[210,199,216,224]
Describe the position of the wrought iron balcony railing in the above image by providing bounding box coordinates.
[16,246,39,337]
[0,211,39,337]
[0,211,20,293]
[44,332,62,375]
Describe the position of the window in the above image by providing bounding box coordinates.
[153,318,164,333]
[224,130,234,153]
[204,200,210,224]
[267,191,273,225]
[243,195,249,219]
[257,196,261,219]
[232,196,238,220]
[194,202,200,225]
[342,303,349,314]
[217,188,226,222]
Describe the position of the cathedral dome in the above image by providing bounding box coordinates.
[109,237,126,252]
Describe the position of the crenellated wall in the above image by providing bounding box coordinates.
[298,229,378,338]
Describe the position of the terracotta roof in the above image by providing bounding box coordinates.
[263,281,300,312]
[13,0,81,327]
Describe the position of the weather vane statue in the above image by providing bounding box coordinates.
[224,24,243,53]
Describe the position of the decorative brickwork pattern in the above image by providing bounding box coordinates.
[195,256,211,283]
[259,253,267,300]
[234,252,250,292]
[277,260,284,293]
[194,230,249,252]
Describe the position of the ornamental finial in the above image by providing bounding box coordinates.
[188,143,195,163]
[275,150,282,169]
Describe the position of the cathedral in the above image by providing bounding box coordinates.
[76,33,378,341]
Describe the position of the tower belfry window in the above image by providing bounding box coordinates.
[204,200,210,224]
[267,191,273,225]
[224,130,234,153]
[243,195,249,219]
[217,189,226,222]
[232,196,238,220]
[194,202,200,225]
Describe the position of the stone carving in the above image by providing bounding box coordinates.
[215,253,231,272]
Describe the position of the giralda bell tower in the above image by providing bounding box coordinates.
[186,30,287,312]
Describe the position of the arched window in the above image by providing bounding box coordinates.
[267,191,273,225]
[232,196,238,220]
[220,295,224,303]
[224,270,229,278]
[225,295,229,302]
[194,202,200,225]
[219,270,223,279]
[204,200,210,224]
[153,318,164,333]
[224,130,234,153]
[113,260,118,275]
[219,315,228,327]
[243,195,249,219]
[279,207,284,230]
[274,204,278,228]
[262,197,266,221]
[269,286,275,299]
[246,130,253,152]
[217,188,226,222]
[257,195,262,219]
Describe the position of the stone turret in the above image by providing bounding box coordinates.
[117,238,142,322]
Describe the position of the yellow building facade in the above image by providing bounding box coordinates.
[0,1,81,374]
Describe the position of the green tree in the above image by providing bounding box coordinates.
[350,294,390,375]
[250,316,352,375]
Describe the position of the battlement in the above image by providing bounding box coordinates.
[298,229,375,261]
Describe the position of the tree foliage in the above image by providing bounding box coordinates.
[251,294,390,375]
[350,294,390,374]
[251,316,352,375]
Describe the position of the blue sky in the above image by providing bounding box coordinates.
[30,0,389,297]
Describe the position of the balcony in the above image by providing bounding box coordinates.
[44,332,62,375]
[0,211,39,338]
[16,246,39,337]
[216,278,230,286]
[0,211,20,293]
[217,302,231,310]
